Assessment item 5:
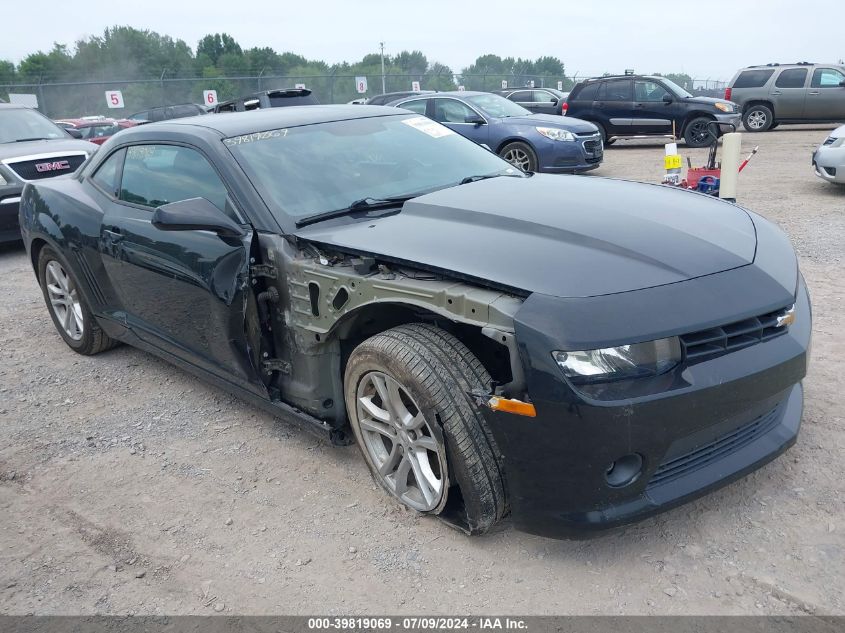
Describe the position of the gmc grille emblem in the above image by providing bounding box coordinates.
[35,160,71,173]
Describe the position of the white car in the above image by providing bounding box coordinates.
[813,124,845,184]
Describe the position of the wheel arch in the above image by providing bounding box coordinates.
[325,300,516,394]
[680,111,717,134]
[494,136,539,156]
[742,99,776,117]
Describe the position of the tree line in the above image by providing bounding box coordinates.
[0,26,695,117]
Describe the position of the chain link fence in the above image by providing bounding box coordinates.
[0,72,728,119]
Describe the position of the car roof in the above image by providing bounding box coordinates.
[0,103,29,110]
[117,104,405,139]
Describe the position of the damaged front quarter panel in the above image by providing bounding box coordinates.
[252,233,526,429]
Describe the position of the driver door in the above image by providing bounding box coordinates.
[431,98,490,146]
[94,143,267,396]
[632,80,675,135]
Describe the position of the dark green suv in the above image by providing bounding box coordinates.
[726,63,845,132]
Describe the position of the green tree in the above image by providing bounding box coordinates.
[196,33,242,66]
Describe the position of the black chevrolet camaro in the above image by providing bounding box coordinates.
[19,105,811,538]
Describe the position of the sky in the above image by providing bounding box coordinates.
[5,0,844,81]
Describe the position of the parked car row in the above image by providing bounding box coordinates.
[55,117,139,144]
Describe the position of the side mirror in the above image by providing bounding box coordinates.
[662,94,674,104]
[66,128,83,139]
[464,114,485,125]
[550,97,559,104]
[152,198,245,238]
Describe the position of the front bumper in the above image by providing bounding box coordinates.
[714,112,742,131]
[0,185,23,243]
[484,256,810,539]
[538,133,603,173]
[812,147,845,183]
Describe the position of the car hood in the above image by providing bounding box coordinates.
[684,95,737,108]
[498,113,598,133]
[0,138,98,161]
[294,175,757,298]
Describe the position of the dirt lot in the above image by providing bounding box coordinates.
[1,126,843,616]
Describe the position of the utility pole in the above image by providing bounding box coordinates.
[380,41,386,94]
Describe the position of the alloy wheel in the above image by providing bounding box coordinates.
[689,121,713,145]
[355,371,446,512]
[747,110,768,130]
[45,260,84,341]
[502,148,531,171]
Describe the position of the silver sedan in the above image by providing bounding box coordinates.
[813,124,845,184]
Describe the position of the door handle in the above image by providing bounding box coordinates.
[809,91,820,95]
[771,91,782,95]
[634,103,644,108]
[103,227,124,242]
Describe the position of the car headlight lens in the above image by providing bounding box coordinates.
[714,102,734,113]
[536,126,576,141]
[552,337,682,384]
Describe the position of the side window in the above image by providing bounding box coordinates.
[130,111,149,121]
[367,95,387,106]
[398,99,428,115]
[533,91,556,102]
[733,69,775,88]
[775,68,808,88]
[575,82,599,101]
[634,81,670,102]
[433,99,476,123]
[509,91,532,102]
[119,145,232,218]
[602,79,633,101]
[149,108,165,122]
[811,68,845,88]
[91,148,125,196]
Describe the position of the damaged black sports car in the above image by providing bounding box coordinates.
[19,105,811,539]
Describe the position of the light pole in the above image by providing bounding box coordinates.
[379,41,386,94]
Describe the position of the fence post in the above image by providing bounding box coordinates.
[37,75,47,115]
[160,69,168,107]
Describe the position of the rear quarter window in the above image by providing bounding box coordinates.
[573,82,599,101]
[732,69,775,88]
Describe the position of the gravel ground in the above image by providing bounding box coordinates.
[0,125,843,616]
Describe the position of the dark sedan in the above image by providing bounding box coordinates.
[389,91,602,173]
[19,106,810,539]
[493,87,569,115]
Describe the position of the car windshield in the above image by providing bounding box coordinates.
[661,79,694,99]
[0,108,69,143]
[225,114,517,222]
[464,94,531,118]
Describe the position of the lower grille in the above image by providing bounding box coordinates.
[583,140,602,153]
[5,153,88,181]
[647,405,782,488]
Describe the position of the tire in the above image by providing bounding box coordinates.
[684,116,717,148]
[344,324,507,535]
[37,246,119,355]
[593,121,613,146]
[742,105,774,132]
[498,141,538,172]
[769,122,780,130]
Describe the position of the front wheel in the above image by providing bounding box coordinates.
[37,246,119,355]
[499,141,538,172]
[684,116,717,148]
[344,324,507,534]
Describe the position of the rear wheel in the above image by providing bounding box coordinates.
[743,105,774,132]
[344,324,507,534]
[684,116,717,148]
[499,141,538,172]
[37,246,119,355]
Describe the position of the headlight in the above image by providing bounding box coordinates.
[536,126,576,142]
[552,337,682,384]
[714,102,734,113]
